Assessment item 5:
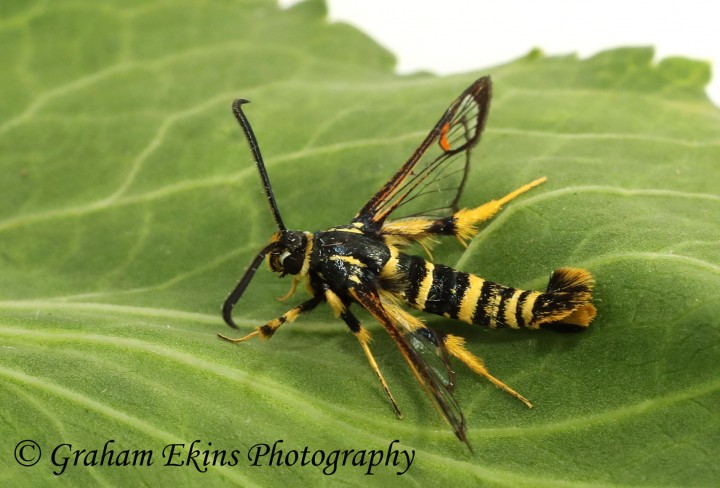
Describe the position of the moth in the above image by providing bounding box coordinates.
[219,77,596,448]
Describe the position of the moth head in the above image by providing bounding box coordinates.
[267,230,309,276]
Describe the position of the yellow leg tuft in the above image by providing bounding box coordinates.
[444,334,533,408]
[453,176,547,244]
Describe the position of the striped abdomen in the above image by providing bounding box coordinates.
[384,252,596,329]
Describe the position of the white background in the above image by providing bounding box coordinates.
[282,0,720,106]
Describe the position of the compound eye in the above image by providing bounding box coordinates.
[281,251,304,275]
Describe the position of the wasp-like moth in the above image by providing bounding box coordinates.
[219,77,596,449]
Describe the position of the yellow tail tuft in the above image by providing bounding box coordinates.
[558,303,597,327]
[536,267,596,329]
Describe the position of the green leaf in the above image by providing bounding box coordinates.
[1,1,719,486]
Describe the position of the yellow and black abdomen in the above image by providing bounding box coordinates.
[384,252,596,329]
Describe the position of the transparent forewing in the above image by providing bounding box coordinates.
[401,324,467,443]
[355,77,492,226]
[407,327,456,391]
[352,288,469,444]
[382,300,467,442]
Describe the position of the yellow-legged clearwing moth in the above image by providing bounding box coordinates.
[219,77,596,449]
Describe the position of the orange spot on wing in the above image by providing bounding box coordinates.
[439,122,451,151]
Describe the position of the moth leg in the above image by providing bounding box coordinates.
[277,275,300,302]
[325,286,403,418]
[218,295,322,343]
[344,310,403,419]
[451,176,547,246]
[381,176,546,247]
[443,333,533,408]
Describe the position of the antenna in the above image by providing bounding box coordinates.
[231,99,286,232]
[222,241,278,329]
[222,100,287,328]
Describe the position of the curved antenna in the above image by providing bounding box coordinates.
[232,99,286,232]
[223,241,279,329]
